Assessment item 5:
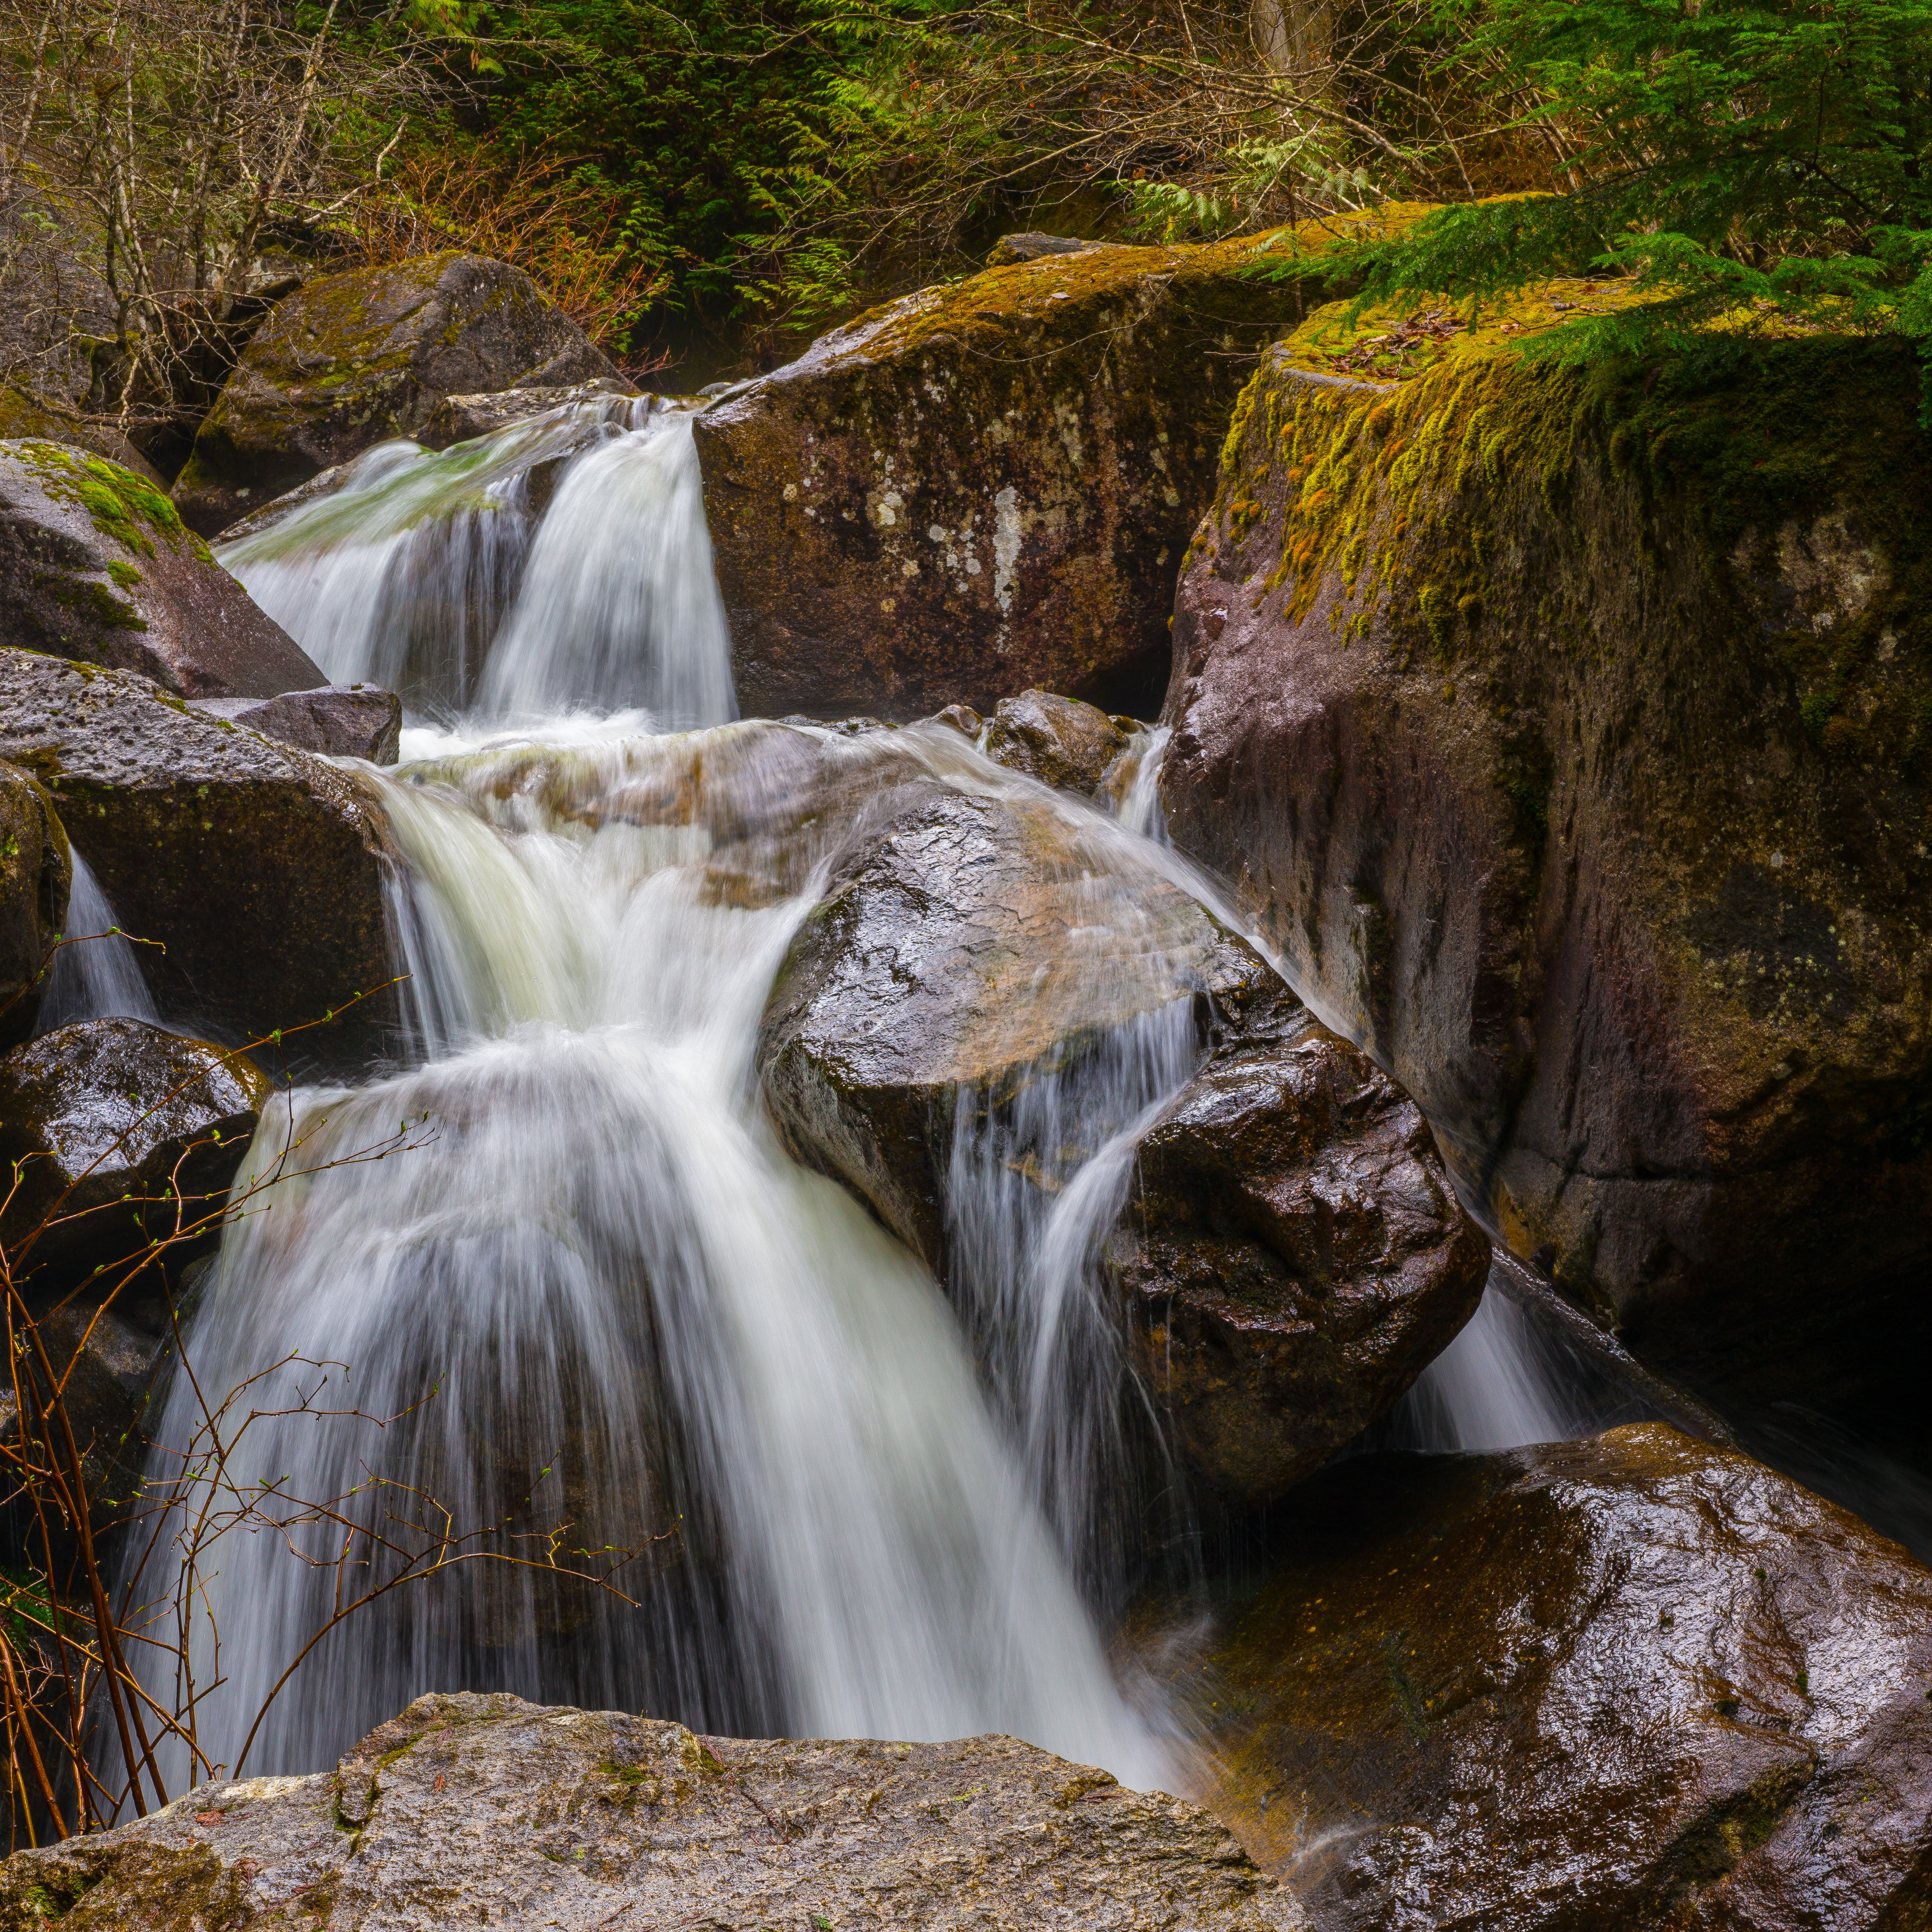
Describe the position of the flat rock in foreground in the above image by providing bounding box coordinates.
[0,1691,1301,1929]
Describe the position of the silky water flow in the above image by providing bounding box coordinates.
[129,400,1266,1796]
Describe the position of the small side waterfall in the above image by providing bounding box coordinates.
[39,853,160,1031]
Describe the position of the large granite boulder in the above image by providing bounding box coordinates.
[0,1690,1302,1929]
[696,207,1432,722]
[1157,1423,1932,1932]
[0,1017,267,1291]
[0,760,69,1048]
[0,441,325,698]
[1162,302,1932,1414]
[173,252,619,537]
[758,769,1483,1502]
[0,650,396,1058]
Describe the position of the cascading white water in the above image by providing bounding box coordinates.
[39,852,160,1031]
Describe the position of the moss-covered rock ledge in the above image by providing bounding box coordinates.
[694,206,1437,722]
[1160,301,1932,1414]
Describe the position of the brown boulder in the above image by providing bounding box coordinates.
[0,1017,267,1291]
[1156,1423,1932,1932]
[0,440,325,697]
[173,252,618,537]
[0,650,396,1058]
[0,1691,1300,1929]
[0,760,69,1048]
[758,772,1482,1501]
[982,687,1132,794]
[695,208,1434,722]
[1161,311,1932,1413]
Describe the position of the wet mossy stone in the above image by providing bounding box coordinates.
[694,203,1441,723]
[173,252,619,538]
[1152,1423,1932,1932]
[0,1690,1298,1928]
[0,1016,267,1290]
[1163,311,1932,1416]
[0,438,325,698]
[0,759,69,1049]
[0,649,396,1066]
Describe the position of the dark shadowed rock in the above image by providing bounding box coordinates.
[0,1017,267,1288]
[695,206,1434,722]
[173,252,618,537]
[0,440,326,697]
[1155,1423,1932,1932]
[1162,308,1932,1415]
[0,761,69,1049]
[982,687,1132,794]
[759,775,1481,1501]
[0,650,396,1057]
[986,231,1106,266]
[188,684,402,765]
[0,1690,1303,1929]
[1111,946,1487,1505]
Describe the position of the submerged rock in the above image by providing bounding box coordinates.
[758,771,1481,1502]
[187,684,402,764]
[695,206,1433,722]
[0,760,69,1048]
[173,252,619,537]
[0,440,326,697]
[1159,1422,1932,1932]
[0,1690,1302,1929]
[0,1017,267,1289]
[1163,312,1932,1414]
[982,687,1132,794]
[0,650,396,1057]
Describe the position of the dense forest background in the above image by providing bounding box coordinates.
[2,0,1930,397]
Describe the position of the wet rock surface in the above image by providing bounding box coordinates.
[1157,1423,1932,1932]
[0,440,326,698]
[0,1017,267,1289]
[173,252,618,537]
[0,1690,1302,1930]
[0,760,69,1049]
[187,684,402,765]
[696,208,1429,722]
[1111,948,1488,1505]
[759,771,1482,1500]
[419,374,644,447]
[1162,326,1932,1414]
[982,686,1132,794]
[0,650,396,1057]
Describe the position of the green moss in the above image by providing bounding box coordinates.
[105,557,141,588]
[13,438,189,558]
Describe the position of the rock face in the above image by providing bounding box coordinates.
[0,440,327,697]
[1162,312,1932,1412]
[0,1690,1301,1930]
[758,768,1482,1501]
[696,208,1430,722]
[173,252,619,537]
[187,684,402,764]
[0,760,69,1048]
[1110,946,1488,1504]
[0,1017,267,1288]
[1162,1423,1932,1932]
[0,650,396,1058]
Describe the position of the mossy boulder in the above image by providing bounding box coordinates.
[0,382,162,483]
[694,207,1435,721]
[172,252,619,537]
[0,1690,1300,1929]
[1161,303,1932,1415]
[0,650,396,1061]
[1153,1423,1932,1931]
[0,1017,267,1293]
[0,439,326,697]
[0,760,69,1048]
[757,766,1481,1503]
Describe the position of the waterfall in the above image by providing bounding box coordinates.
[216,395,734,727]
[39,852,160,1031]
